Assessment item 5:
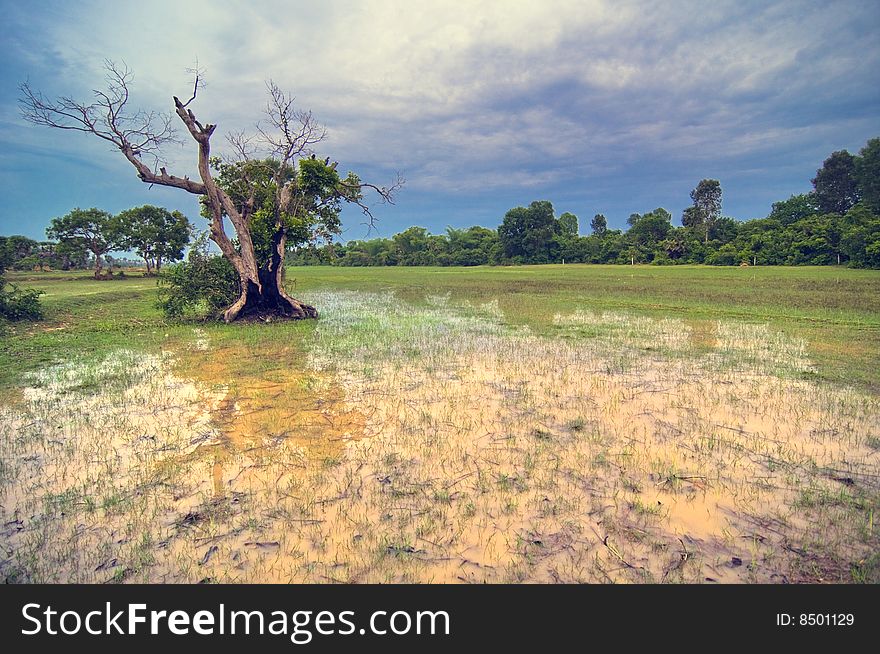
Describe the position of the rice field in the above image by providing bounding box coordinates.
[0,265,878,583]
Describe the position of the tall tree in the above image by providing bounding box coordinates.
[498,200,559,263]
[46,208,121,278]
[558,212,578,238]
[20,62,401,321]
[116,205,192,273]
[812,150,859,214]
[689,179,722,243]
[590,213,607,235]
[855,137,880,213]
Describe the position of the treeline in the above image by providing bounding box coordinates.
[0,235,90,272]
[0,234,141,272]
[290,137,880,269]
[0,206,192,278]
[0,205,192,323]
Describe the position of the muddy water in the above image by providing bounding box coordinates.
[1,298,878,584]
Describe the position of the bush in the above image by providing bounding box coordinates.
[0,282,44,320]
[158,245,239,319]
[706,243,740,266]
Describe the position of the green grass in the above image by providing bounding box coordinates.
[288,264,880,389]
[0,269,316,394]
[2,264,879,392]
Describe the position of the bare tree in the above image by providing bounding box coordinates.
[20,61,402,321]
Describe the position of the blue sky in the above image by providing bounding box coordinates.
[1,0,878,242]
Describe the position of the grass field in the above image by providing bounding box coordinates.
[1,264,878,583]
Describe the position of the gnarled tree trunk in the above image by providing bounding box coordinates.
[223,227,316,322]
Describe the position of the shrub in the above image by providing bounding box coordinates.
[706,243,740,266]
[0,282,44,320]
[157,240,239,319]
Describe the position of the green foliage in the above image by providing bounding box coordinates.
[855,138,880,213]
[0,235,90,272]
[688,179,722,242]
[291,200,880,270]
[287,136,879,270]
[443,226,500,266]
[706,243,739,266]
[812,150,860,214]
[157,234,239,319]
[205,156,352,266]
[769,193,819,226]
[498,200,560,263]
[840,204,880,268]
[0,280,43,321]
[558,212,579,238]
[115,205,192,272]
[46,207,122,275]
[626,208,672,255]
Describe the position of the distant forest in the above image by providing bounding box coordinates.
[290,137,880,269]
[3,138,879,273]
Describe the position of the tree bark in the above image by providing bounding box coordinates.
[93,251,103,279]
[222,226,317,322]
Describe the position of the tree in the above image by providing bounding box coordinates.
[590,213,607,236]
[0,236,40,270]
[498,200,559,263]
[681,206,701,229]
[558,212,578,238]
[688,179,722,244]
[391,226,436,265]
[768,193,819,226]
[812,150,859,214]
[444,226,498,266]
[659,229,689,261]
[21,62,401,321]
[840,203,880,268]
[855,137,880,213]
[46,208,121,278]
[626,208,672,261]
[117,205,192,274]
[54,239,90,270]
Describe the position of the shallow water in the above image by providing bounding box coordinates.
[1,292,877,583]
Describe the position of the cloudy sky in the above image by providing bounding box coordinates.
[1,0,878,241]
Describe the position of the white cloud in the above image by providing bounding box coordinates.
[4,0,879,224]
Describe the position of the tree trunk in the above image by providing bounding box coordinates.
[93,253,103,279]
[220,227,316,323]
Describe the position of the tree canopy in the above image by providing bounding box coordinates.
[812,150,860,215]
[46,208,122,278]
[498,200,560,263]
[688,179,722,243]
[116,205,192,273]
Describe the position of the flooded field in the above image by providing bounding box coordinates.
[2,288,877,583]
